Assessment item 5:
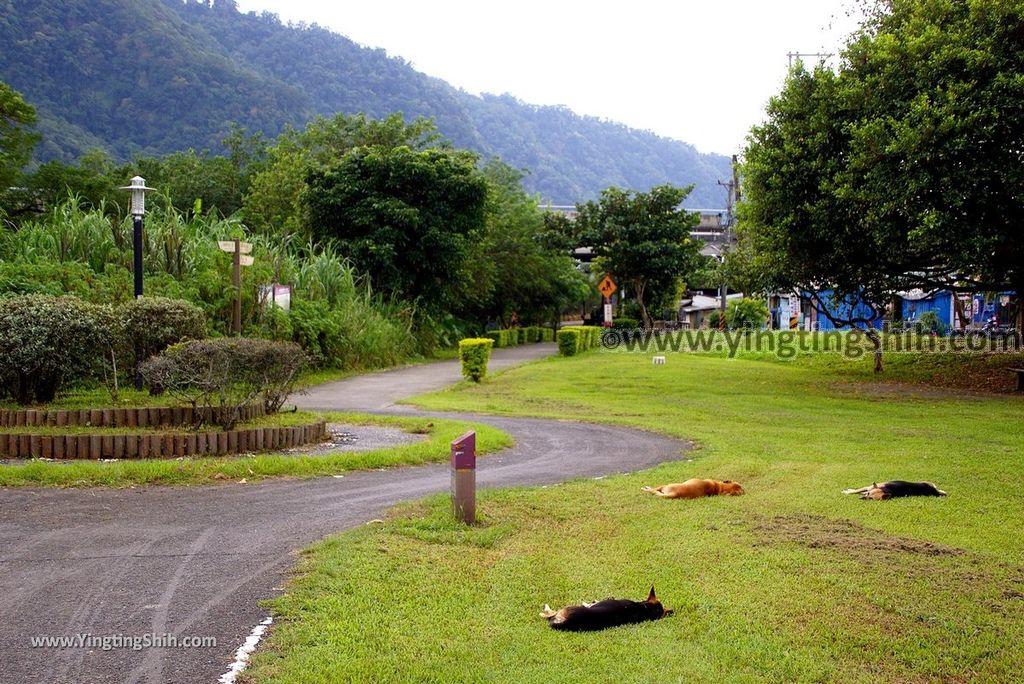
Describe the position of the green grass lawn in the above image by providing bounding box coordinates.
[244,351,1024,683]
[0,412,510,488]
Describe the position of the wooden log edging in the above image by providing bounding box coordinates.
[0,404,266,430]
[0,421,327,460]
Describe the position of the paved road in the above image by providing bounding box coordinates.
[0,345,689,684]
[299,342,556,411]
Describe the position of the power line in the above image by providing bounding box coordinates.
[786,51,834,68]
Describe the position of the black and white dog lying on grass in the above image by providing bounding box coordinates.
[843,480,947,500]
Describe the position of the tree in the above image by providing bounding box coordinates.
[242,113,436,235]
[741,0,1024,370]
[25,149,120,213]
[459,160,589,326]
[304,145,488,307]
[0,81,39,219]
[551,185,702,328]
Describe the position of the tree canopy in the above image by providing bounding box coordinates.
[305,145,488,307]
[741,0,1024,344]
[0,81,39,211]
[550,185,702,328]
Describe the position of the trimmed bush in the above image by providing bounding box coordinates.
[485,329,531,347]
[141,337,308,429]
[541,327,555,342]
[484,330,504,348]
[557,329,582,356]
[458,338,494,382]
[558,326,602,355]
[0,295,113,404]
[611,317,639,330]
[119,297,207,368]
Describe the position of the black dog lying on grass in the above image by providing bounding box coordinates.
[540,586,672,631]
[843,480,947,500]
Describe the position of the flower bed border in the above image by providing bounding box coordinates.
[0,404,265,429]
[0,421,327,460]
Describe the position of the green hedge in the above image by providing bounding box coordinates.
[557,326,603,356]
[484,330,503,348]
[458,338,494,382]
[557,329,581,356]
[485,328,558,347]
[611,317,640,330]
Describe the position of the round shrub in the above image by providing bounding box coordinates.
[459,338,494,382]
[141,337,308,429]
[119,296,208,366]
[0,295,114,404]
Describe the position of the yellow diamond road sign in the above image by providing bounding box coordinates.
[598,275,617,298]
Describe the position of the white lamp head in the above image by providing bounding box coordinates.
[119,176,156,217]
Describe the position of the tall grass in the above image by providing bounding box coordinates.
[0,195,419,370]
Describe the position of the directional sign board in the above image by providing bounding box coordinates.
[598,275,617,298]
[218,241,253,254]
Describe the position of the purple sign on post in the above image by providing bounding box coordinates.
[451,431,476,470]
[451,431,476,524]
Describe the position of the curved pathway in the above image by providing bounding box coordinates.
[0,344,689,684]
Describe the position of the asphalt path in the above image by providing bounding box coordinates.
[0,344,690,683]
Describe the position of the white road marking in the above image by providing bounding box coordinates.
[218,616,273,684]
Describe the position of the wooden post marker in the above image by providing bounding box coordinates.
[218,239,254,335]
[451,431,476,524]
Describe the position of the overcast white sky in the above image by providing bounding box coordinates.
[235,0,863,156]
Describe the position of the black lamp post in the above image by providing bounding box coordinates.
[121,176,155,298]
[120,176,155,388]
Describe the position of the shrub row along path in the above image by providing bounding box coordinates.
[0,344,689,684]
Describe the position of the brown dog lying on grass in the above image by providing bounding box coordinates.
[843,480,947,500]
[642,478,745,499]
[540,586,672,631]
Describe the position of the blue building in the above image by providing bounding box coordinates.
[901,290,955,328]
[804,290,885,331]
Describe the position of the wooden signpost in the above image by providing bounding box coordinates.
[218,240,254,335]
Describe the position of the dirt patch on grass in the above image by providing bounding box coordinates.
[830,381,1001,401]
[831,351,1024,396]
[752,514,965,556]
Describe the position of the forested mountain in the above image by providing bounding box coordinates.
[0,0,731,205]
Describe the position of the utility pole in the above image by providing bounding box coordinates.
[716,155,739,316]
[787,51,834,68]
